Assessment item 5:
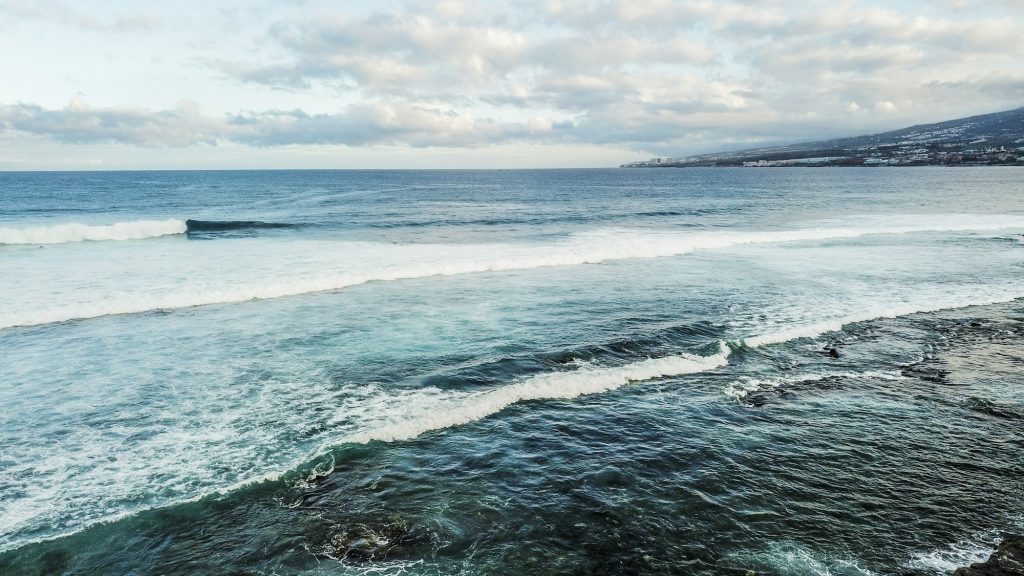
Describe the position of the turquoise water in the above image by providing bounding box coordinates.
[1,168,1022,574]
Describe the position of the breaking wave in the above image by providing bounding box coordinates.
[6,217,1024,329]
[0,218,306,245]
[340,343,731,445]
[0,219,186,245]
[738,292,1022,349]
[905,529,1006,574]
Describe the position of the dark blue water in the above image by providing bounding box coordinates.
[1,168,1022,575]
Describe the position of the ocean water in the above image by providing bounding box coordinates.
[0,168,1022,575]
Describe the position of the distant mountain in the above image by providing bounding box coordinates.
[623,107,1024,167]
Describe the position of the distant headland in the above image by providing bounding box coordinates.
[623,107,1024,167]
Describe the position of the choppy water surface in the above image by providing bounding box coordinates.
[1,168,1022,575]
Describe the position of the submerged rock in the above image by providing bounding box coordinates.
[966,398,1024,421]
[900,363,950,383]
[745,391,774,407]
[317,520,429,562]
[954,537,1024,576]
[820,344,841,358]
[744,388,795,407]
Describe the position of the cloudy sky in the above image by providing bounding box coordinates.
[1,0,1022,169]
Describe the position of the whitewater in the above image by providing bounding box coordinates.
[0,219,187,244]
[3,214,1024,330]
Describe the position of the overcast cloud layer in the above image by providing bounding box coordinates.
[1,0,1023,168]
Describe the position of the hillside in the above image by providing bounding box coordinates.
[623,107,1024,167]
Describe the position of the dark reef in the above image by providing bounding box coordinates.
[954,537,1024,576]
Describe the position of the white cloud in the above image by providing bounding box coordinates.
[0,99,541,148]
[0,0,161,32]
[0,99,221,146]
[1,0,1023,166]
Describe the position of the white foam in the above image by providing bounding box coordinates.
[906,531,1003,574]
[723,375,768,400]
[5,215,1024,329]
[729,541,878,576]
[740,293,1024,349]
[723,370,907,400]
[340,343,731,445]
[0,219,186,244]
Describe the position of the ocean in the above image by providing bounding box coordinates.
[0,167,1022,575]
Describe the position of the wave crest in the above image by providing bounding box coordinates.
[341,343,731,445]
[5,218,1024,328]
[0,219,186,245]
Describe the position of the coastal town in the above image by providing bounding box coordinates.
[624,107,1024,167]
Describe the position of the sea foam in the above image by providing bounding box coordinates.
[739,292,1022,348]
[905,528,1006,574]
[0,219,187,245]
[341,343,731,445]
[5,216,1024,329]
